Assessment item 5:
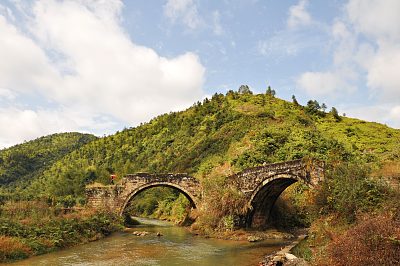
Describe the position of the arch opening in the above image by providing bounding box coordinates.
[247,175,299,228]
[121,183,197,225]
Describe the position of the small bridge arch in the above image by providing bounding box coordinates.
[85,173,201,216]
[119,180,199,216]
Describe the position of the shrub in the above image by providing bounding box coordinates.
[323,213,400,266]
[0,236,31,262]
[316,163,388,222]
[195,175,248,231]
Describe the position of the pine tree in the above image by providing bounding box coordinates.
[238,85,252,94]
[330,107,341,121]
[292,95,299,106]
[266,86,276,97]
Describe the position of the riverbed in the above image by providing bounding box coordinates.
[9,217,289,266]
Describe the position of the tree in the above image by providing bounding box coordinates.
[330,107,341,121]
[238,85,252,94]
[292,95,299,106]
[266,86,276,97]
[306,100,320,114]
[321,103,327,112]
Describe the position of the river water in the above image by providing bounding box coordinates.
[9,217,288,266]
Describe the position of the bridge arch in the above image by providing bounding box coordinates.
[246,173,305,228]
[119,182,198,216]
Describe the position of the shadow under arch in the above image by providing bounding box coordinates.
[246,173,303,228]
[119,182,198,216]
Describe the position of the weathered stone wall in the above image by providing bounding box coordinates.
[86,185,124,211]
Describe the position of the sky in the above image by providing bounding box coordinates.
[0,0,399,148]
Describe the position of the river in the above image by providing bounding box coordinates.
[9,217,288,266]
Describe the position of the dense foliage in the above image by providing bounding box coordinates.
[0,133,96,190]
[23,92,399,202]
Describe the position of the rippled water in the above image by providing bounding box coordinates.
[9,217,288,266]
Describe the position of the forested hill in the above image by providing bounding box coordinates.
[27,90,400,199]
[0,132,97,188]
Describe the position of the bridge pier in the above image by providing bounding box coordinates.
[85,185,124,213]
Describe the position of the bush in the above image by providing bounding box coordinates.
[323,213,400,266]
[195,175,248,232]
[316,163,388,222]
[0,236,31,262]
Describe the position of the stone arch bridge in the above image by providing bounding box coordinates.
[86,158,324,228]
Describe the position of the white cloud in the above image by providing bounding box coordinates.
[258,34,299,57]
[297,0,400,104]
[0,15,60,97]
[366,42,400,100]
[212,10,223,35]
[287,0,311,29]
[296,19,359,97]
[164,0,202,30]
[346,0,400,41]
[0,106,119,148]
[0,88,16,101]
[296,70,356,97]
[0,3,15,21]
[389,106,400,128]
[296,0,400,128]
[344,0,400,102]
[0,0,205,148]
[341,104,400,129]
[257,29,324,59]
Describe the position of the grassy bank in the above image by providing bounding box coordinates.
[0,201,122,263]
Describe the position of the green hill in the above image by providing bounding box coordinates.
[2,90,398,264]
[0,132,97,190]
[27,91,399,199]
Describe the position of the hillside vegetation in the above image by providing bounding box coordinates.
[25,91,399,200]
[0,132,96,192]
[1,89,399,264]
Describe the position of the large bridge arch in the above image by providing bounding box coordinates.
[246,173,303,228]
[229,159,324,228]
[119,182,198,216]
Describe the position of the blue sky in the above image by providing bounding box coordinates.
[0,0,399,148]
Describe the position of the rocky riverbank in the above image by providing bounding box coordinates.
[259,234,309,266]
[190,227,295,242]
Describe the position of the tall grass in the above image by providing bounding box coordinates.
[0,200,122,263]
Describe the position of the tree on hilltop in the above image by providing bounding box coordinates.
[266,86,276,97]
[292,95,299,106]
[238,85,252,94]
[331,107,341,121]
